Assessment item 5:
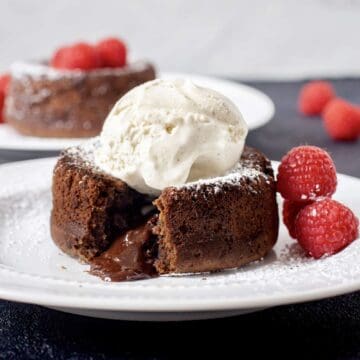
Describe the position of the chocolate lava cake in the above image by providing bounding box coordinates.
[5,61,155,138]
[51,140,279,281]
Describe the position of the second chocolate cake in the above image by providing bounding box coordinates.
[6,61,155,138]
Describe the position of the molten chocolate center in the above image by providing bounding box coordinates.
[89,222,158,281]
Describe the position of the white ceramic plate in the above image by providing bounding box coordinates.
[0,73,274,151]
[0,158,359,321]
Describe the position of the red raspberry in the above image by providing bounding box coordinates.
[295,199,359,258]
[0,74,11,94]
[0,91,5,123]
[0,73,10,124]
[50,46,68,68]
[51,42,101,71]
[298,81,335,116]
[283,199,312,238]
[322,98,360,141]
[96,37,127,68]
[277,146,337,202]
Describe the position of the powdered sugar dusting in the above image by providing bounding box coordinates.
[11,60,153,81]
[62,139,273,193]
[179,162,268,192]
[61,138,103,173]
[64,138,99,163]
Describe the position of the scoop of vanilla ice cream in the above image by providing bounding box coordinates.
[95,79,248,195]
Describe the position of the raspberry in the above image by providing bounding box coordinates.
[95,37,127,68]
[51,42,101,70]
[282,200,312,238]
[277,146,337,202]
[295,199,359,258]
[0,91,4,123]
[50,47,68,68]
[0,73,10,124]
[298,81,335,116]
[322,98,360,141]
[0,74,11,94]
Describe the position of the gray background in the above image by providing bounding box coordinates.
[1,0,360,79]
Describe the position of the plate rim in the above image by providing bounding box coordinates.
[0,157,359,313]
[0,266,359,312]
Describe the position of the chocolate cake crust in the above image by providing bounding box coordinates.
[6,61,156,138]
[51,140,278,279]
[153,147,278,274]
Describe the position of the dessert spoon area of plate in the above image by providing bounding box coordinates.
[0,157,358,321]
[0,73,274,151]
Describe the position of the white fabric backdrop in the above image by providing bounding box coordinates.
[1,0,360,79]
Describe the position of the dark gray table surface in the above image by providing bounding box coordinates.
[0,79,359,359]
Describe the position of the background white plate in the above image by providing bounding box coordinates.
[0,158,358,321]
[0,73,274,151]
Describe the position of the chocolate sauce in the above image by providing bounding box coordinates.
[89,222,158,282]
